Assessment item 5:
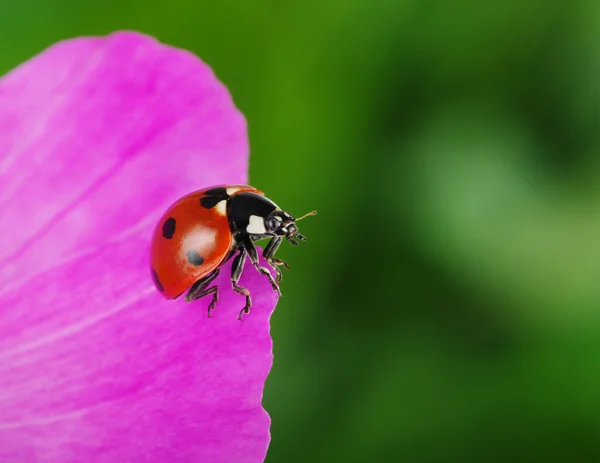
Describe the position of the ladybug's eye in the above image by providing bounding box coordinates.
[266,216,280,232]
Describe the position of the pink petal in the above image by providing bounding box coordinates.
[0,32,276,462]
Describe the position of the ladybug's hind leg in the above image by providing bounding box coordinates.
[231,249,252,321]
[185,268,220,318]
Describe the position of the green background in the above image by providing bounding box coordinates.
[3,1,600,461]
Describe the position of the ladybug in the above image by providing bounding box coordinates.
[150,185,316,320]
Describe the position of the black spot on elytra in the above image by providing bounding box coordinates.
[204,187,228,196]
[151,268,164,292]
[186,249,205,266]
[200,187,230,209]
[200,195,225,209]
[162,217,176,239]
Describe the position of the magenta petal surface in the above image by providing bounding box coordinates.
[0,32,276,463]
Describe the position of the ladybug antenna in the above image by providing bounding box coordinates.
[285,211,314,246]
[296,210,317,222]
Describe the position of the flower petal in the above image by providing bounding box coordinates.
[0,31,247,282]
[0,32,276,462]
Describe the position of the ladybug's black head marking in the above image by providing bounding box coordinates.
[228,191,316,245]
[228,192,277,234]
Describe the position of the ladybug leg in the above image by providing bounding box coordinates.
[231,250,252,321]
[185,268,220,317]
[263,237,290,283]
[243,236,282,296]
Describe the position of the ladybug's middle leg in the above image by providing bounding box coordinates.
[185,268,220,317]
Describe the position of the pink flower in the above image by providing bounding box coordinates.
[0,31,277,462]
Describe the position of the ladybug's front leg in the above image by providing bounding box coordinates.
[263,236,290,283]
[242,236,282,296]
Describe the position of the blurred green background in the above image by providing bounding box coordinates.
[3,0,600,461]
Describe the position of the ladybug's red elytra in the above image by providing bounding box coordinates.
[150,185,316,320]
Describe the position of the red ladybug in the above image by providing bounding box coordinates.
[150,185,316,320]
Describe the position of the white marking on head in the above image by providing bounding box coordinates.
[226,186,241,195]
[275,216,283,222]
[247,215,267,234]
[281,227,288,233]
[215,200,227,216]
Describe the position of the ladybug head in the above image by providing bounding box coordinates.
[265,209,317,246]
